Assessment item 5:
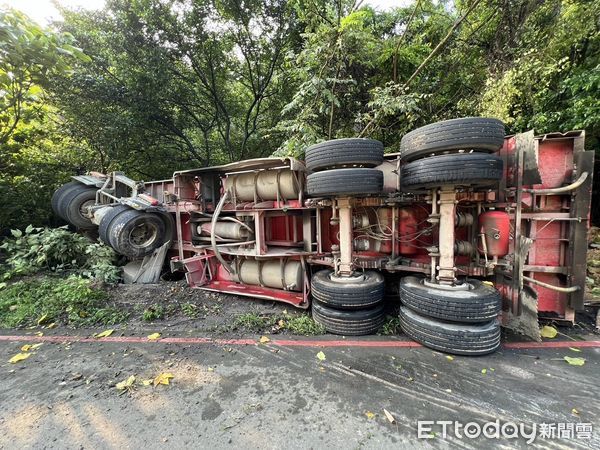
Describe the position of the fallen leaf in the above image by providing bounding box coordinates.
[564,356,585,366]
[36,314,49,326]
[277,320,285,328]
[141,379,153,386]
[481,369,487,374]
[572,408,579,415]
[259,336,270,344]
[365,411,375,419]
[47,322,57,329]
[316,351,326,361]
[35,331,44,337]
[569,347,581,352]
[383,409,396,424]
[540,325,558,339]
[9,353,31,364]
[207,367,214,372]
[21,343,43,352]
[116,375,136,390]
[154,372,174,386]
[147,333,161,340]
[94,329,114,339]
[482,281,494,286]
[446,355,454,361]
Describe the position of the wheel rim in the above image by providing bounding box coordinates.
[422,279,473,291]
[128,222,159,249]
[328,272,366,284]
[78,199,96,219]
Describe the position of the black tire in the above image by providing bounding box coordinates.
[400,117,505,162]
[61,186,98,229]
[312,302,385,336]
[399,276,501,323]
[108,209,169,258]
[311,270,384,310]
[98,205,130,245]
[305,138,384,172]
[51,181,84,219]
[306,168,383,197]
[401,153,503,190]
[399,307,501,356]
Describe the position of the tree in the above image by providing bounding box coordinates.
[0,8,89,144]
[50,0,300,179]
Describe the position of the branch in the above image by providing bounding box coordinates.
[404,0,484,87]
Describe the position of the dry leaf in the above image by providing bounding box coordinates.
[94,329,114,339]
[9,353,31,364]
[147,333,161,340]
[446,355,454,361]
[572,408,579,415]
[116,375,136,390]
[21,343,42,352]
[36,314,49,326]
[47,322,57,329]
[316,351,326,361]
[153,372,174,386]
[35,331,43,337]
[365,411,375,419]
[207,367,214,372]
[564,356,585,366]
[259,336,270,344]
[383,409,396,424]
[481,368,487,374]
[277,320,285,327]
[569,347,581,352]
[540,325,558,339]
[141,379,153,386]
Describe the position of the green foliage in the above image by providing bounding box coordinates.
[0,226,120,282]
[231,312,276,331]
[282,314,325,335]
[142,304,165,322]
[380,316,402,335]
[0,275,127,328]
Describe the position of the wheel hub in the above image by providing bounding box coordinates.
[129,222,159,249]
[423,279,472,291]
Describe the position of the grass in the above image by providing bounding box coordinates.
[231,311,325,335]
[0,275,128,328]
[380,315,401,335]
[142,304,165,322]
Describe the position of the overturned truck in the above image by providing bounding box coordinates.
[52,118,593,355]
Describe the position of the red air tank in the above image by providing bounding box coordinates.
[478,210,510,257]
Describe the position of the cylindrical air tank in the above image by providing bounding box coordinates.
[225,170,300,201]
[236,259,303,292]
[478,210,510,257]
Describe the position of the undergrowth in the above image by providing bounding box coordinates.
[0,225,120,282]
[0,275,128,328]
[231,312,325,335]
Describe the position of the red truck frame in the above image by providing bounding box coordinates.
[52,118,593,354]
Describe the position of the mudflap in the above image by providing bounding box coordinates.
[503,285,541,342]
[123,241,171,283]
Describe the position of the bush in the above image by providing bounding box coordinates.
[0,275,127,328]
[0,226,120,282]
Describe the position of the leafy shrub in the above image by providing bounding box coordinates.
[0,275,128,328]
[0,226,120,282]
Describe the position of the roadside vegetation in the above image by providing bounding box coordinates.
[0,226,123,327]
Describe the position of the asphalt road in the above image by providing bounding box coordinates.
[0,332,599,449]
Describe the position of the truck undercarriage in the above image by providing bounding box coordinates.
[51,118,594,355]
